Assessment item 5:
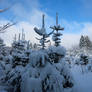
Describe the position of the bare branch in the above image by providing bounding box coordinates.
[0,7,10,13]
[0,22,17,33]
[0,5,17,33]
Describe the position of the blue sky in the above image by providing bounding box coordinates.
[0,0,92,48]
[40,0,92,22]
[0,0,92,22]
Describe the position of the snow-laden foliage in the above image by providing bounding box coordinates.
[79,35,92,50]
[34,14,53,49]
[0,36,75,92]
[29,50,48,67]
[0,38,5,47]
[0,38,6,60]
[0,65,25,92]
[11,37,30,67]
[21,47,74,92]
[12,40,28,52]
[66,45,92,73]
[52,32,62,47]
[50,13,64,47]
[0,47,74,92]
[47,46,66,63]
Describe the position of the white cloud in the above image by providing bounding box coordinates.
[61,22,92,48]
[9,0,41,21]
[1,18,92,49]
[62,19,84,33]
[0,18,53,47]
[0,21,39,46]
[62,33,81,48]
[81,23,92,38]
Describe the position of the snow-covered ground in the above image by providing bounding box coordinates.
[71,65,92,92]
[0,34,92,92]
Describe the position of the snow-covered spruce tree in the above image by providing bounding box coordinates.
[0,38,13,74]
[50,13,64,47]
[75,53,89,66]
[0,64,25,92]
[11,31,29,68]
[0,37,8,61]
[34,14,53,49]
[49,13,65,63]
[84,36,92,50]
[48,13,74,89]
[79,35,92,50]
[0,38,12,82]
[47,46,74,88]
[76,35,92,68]
[21,14,74,92]
[0,31,31,92]
[79,35,85,49]
[80,54,89,65]
[21,49,74,92]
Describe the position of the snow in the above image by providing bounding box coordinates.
[20,47,74,92]
[34,27,47,36]
[22,62,65,92]
[21,77,42,92]
[48,46,66,57]
[0,41,92,92]
[71,65,92,92]
[66,47,92,92]
[0,28,92,92]
[29,50,48,67]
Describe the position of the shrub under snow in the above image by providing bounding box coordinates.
[21,46,74,92]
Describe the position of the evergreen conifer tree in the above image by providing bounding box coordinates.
[34,14,53,49]
[50,13,64,47]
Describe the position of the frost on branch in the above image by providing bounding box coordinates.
[11,32,30,68]
[47,46,66,63]
[34,14,53,49]
[50,13,64,47]
[21,48,74,92]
